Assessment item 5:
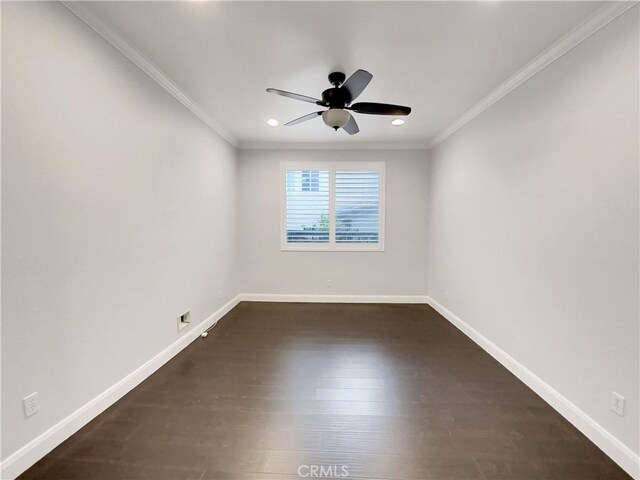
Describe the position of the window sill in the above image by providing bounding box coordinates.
[281,245,385,252]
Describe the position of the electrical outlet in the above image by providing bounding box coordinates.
[611,392,625,416]
[23,392,40,418]
[327,279,333,288]
[177,311,191,331]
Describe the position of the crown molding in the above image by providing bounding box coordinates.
[428,1,638,149]
[61,1,636,151]
[60,1,238,147]
[239,141,431,150]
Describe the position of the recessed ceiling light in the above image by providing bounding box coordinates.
[391,119,405,126]
[266,118,279,127]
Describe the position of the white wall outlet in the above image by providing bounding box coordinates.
[327,279,333,288]
[177,311,191,331]
[23,392,40,418]
[611,392,625,416]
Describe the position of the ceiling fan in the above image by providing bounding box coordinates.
[266,69,411,135]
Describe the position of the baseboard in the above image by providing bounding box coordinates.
[426,296,640,480]
[0,295,242,480]
[7,294,634,479]
[239,293,429,304]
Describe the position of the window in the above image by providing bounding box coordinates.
[284,169,330,244]
[335,169,380,244]
[281,162,385,251]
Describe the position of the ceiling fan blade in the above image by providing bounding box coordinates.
[266,88,322,105]
[342,113,359,135]
[349,102,411,116]
[342,69,373,103]
[284,111,323,126]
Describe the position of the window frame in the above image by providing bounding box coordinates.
[280,162,385,252]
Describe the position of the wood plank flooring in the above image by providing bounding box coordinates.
[19,302,630,479]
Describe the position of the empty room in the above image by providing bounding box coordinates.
[1,1,639,479]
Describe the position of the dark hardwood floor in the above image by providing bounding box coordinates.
[20,302,630,479]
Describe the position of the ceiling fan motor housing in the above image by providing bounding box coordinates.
[322,87,351,108]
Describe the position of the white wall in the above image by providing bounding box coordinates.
[1,1,238,463]
[3,0,638,477]
[237,149,429,297]
[427,5,639,460]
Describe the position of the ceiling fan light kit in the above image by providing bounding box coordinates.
[267,69,411,135]
[322,109,350,130]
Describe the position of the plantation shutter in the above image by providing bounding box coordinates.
[335,170,380,244]
[284,169,330,243]
[282,163,384,250]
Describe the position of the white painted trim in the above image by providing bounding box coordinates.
[58,1,636,151]
[426,296,640,480]
[59,1,237,147]
[240,293,429,304]
[241,141,431,150]
[0,295,242,480]
[280,162,385,252]
[428,1,638,148]
[6,293,633,478]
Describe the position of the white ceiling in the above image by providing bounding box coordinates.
[77,1,603,147]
